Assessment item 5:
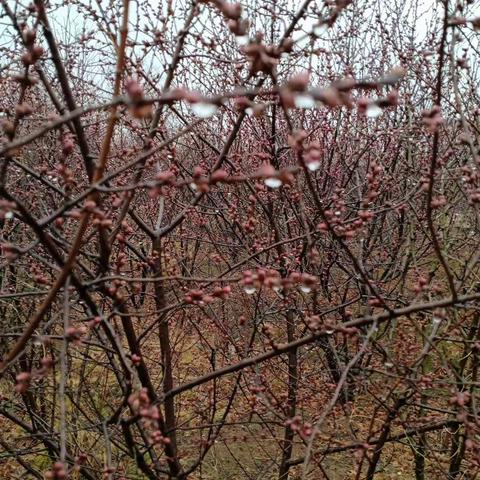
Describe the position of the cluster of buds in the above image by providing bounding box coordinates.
[15,102,33,119]
[302,141,322,171]
[210,169,231,184]
[131,354,141,366]
[357,91,399,118]
[1,118,15,141]
[305,315,356,336]
[61,135,75,156]
[106,278,127,301]
[449,391,471,408]
[103,467,116,479]
[115,220,134,245]
[281,73,317,110]
[318,194,360,239]
[459,166,480,204]
[242,269,318,294]
[421,106,443,132]
[54,136,77,185]
[310,82,356,109]
[289,272,317,293]
[430,195,447,209]
[140,404,161,426]
[1,242,19,262]
[419,175,430,191]
[411,274,429,293]
[247,382,266,410]
[30,264,49,285]
[184,289,208,305]
[315,164,382,238]
[306,315,321,331]
[39,355,54,376]
[15,371,31,394]
[202,0,248,38]
[234,96,265,117]
[44,462,68,479]
[432,309,447,325]
[115,251,128,271]
[285,416,313,439]
[152,29,164,46]
[353,444,374,463]
[418,374,434,390]
[242,194,258,233]
[303,67,405,112]
[286,72,310,92]
[261,323,278,349]
[464,437,480,464]
[242,215,256,233]
[242,33,283,76]
[76,200,113,228]
[249,384,266,395]
[50,135,77,185]
[367,297,383,307]
[207,1,249,42]
[242,269,281,294]
[223,5,247,37]
[190,166,211,193]
[247,393,258,409]
[288,129,309,152]
[150,430,171,445]
[21,29,44,66]
[15,356,54,394]
[139,405,160,422]
[129,389,165,434]
[212,285,232,298]
[128,388,151,411]
[74,453,88,470]
[88,316,102,329]
[125,77,152,118]
[364,163,383,204]
[65,325,87,345]
[185,285,231,304]
[336,325,359,337]
[256,163,294,189]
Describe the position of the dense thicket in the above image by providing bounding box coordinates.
[1,0,480,478]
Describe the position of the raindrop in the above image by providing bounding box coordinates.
[236,35,249,46]
[264,177,282,188]
[299,285,312,293]
[366,103,383,118]
[307,160,321,172]
[244,285,256,295]
[294,94,315,109]
[191,102,218,118]
[5,212,13,219]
